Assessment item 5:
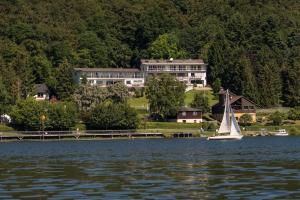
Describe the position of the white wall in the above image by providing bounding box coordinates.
[177,119,203,123]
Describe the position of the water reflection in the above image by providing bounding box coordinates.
[0,138,300,199]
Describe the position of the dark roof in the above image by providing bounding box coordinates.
[74,68,141,72]
[141,59,205,65]
[35,84,48,93]
[212,92,256,108]
[178,107,201,112]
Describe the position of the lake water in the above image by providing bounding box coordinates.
[0,137,300,199]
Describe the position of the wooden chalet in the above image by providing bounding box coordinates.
[212,88,257,123]
[177,107,202,123]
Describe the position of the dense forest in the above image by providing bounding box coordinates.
[0,0,299,113]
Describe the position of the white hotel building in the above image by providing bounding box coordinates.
[141,59,207,86]
[74,59,207,87]
[73,68,145,87]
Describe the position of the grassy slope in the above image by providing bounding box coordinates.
[128,89,218,109]
[184,89,218,106]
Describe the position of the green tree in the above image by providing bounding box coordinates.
[212,78,221,94]
[87,102,139,130]
[10,98,77,131]
[29,56,51,84]
[239,114,253,126]
[10,98,47,131]
[108,82,130,103]
[73,85,109,111]
[148,33,187,59]
[287,107,300,120]
[49,60,75,100]
[191,92,210,113]
[145,74,185,119]
[46,102,77,131]
[0,76,12,115]
[269,111,285,126]
[282,47,300,107]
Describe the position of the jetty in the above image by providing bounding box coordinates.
[0,130,164,142]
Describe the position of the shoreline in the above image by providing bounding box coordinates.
[0,131,297,142]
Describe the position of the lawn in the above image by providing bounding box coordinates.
[128,88,218,109]
[184,89,218,106]
[128,96,148,109]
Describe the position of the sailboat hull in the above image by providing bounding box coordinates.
[207,135,243,140]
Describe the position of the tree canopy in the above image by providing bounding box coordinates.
[0,0,299,107]
[145,74,185,119]
[190,92,210,113]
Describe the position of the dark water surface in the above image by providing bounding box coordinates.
[0,137,300,199]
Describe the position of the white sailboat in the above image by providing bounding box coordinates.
[207,89,243,140]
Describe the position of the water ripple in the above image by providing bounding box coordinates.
[0,137,300,199]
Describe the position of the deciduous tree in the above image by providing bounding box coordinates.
[145,74,185,120]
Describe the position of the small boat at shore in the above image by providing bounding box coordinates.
[207,89,243,141]
[273,129,289,136]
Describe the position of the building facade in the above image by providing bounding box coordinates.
[73,59,207,88]
[212,88,257,123]
[141,59,207,86]
[177,107,203,123]
[74,68,145,87]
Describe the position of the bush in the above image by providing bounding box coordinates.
[269,111,285,126]
[10,98,77,131]
[288,107,300,120]
[190,92,210,113]
[202,122,218,131]
[46,102,77,131]
[289,127,299,136]
[239,114,253,126]
[87,102,139,130]
[134,88,144,98]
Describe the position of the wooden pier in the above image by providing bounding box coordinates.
[0,131,164,142]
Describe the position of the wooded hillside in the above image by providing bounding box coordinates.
[0,0,299,110]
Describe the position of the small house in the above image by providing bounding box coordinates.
[177,107,203,123]
[33,84,49,101]
[212,88,256,123]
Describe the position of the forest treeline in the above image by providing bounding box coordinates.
[0,0,299,112]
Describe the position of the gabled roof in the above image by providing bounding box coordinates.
[212,89,256,108]
[178,107,201,112]
[35,84,48,93]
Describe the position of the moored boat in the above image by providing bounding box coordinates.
[273,129,289,136]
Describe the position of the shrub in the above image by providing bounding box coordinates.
[87,102,139,130]
[269,111,285,126]
[10,98,77,131]
[289,127,299,136]
[239,114,253,126]
[191,92,210,113]
[202,122,218,131]
[134,88,144,98]
[287,107,300,120]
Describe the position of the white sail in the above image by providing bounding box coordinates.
[218,90,231,134]
[229,107,241,136]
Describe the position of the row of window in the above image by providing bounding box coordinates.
[181,111,198,116]
[182,120,199,123]
[82,72,144,78]
[88,80,143,86]
[244,106,255,110]
[147,65,205,71]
